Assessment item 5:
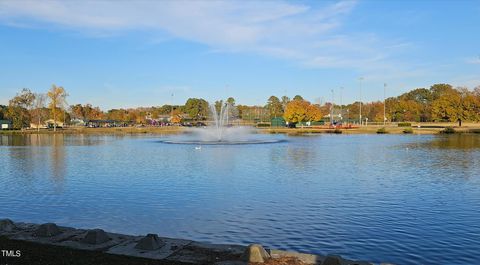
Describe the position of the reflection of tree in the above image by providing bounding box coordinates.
[6,137,35,181]
[405,135,480,179]
[285,145,316,169]
[30,133,45,146]
[425,134,480,149]
[51,134,66,190]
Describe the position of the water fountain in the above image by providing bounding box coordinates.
[160,101,284,145]
[209,102,230,142]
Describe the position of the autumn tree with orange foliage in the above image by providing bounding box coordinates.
[47,84,67,131]
[283,99,322,124]
[307,104,323,121]
[170,109,183,124]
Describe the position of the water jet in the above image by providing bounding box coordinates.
[161,101,284,145]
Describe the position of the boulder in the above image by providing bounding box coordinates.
[242,244,270,263]
[35,223,61,237]
[322,255,343,265]
[135,233,165,250]
[0,219,16,232]
[81,229,110,244]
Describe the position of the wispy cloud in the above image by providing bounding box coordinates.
[0,0,409,72]
[465,56,480,65]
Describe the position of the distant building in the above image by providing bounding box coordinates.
[0,120,12,130]
[70,118,86,126]
[30,122,48,129]
[271,117,286,127]
[45,119,64,128]
[86,120,120,127]
[146,115,170,126]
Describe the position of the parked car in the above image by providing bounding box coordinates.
[286,122,296,128]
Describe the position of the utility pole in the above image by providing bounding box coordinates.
[340,86,343,123]
[383,83,387,126]
[331,89,334,126]
[170,93,174,119]
[359,77,364,125]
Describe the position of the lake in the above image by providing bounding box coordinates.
[1,133,479,264]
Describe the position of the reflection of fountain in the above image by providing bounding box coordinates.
[160,101,284,145]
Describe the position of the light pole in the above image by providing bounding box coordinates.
[331,89,334,126]
[383,83,387,126]
[359,77,364,125]
[170,93,174,121]
[340,86,343,123]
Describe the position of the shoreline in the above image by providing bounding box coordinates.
[1,124,480,135]
[260,126,480,135]
[0,126,183,135]
[0,219,377,265]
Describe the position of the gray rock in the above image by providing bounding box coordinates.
[135,233,165,250]
[0,219,16,232]
[242,244,270,263]
[269,249,319,264]
[81,229,110,244]
[322,255,343,265]
[35,223,61,237]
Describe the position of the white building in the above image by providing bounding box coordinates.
[0,120,12,129]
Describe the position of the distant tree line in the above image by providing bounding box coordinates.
[1,85,66,131]
[348,84,480,123]
[2,83,480,129]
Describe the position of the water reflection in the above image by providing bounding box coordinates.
[50,134,66,190]
[283,138,317,169]
[1,134,480,265]
[0,134,107,146]
[416,134,480,149]
[403,135,480,179]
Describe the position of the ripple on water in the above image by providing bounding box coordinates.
[1,134,480,264]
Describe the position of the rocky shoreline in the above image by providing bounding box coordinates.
[0,219,388,265]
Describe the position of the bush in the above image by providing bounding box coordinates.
[376,127,388,134]
[256,123,271,128]
[398,122,412,127]
[441,127,455,134]
[403,128,414,134]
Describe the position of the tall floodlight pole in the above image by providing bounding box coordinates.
[359,77,364,125]
[383,83,387,126]
[340,87,343,122]
[331,89,335,126]
[170,93,174,119]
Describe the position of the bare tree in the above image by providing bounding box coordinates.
[473,85,480,97]
[32,93,47,132]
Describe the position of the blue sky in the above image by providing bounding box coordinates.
[0,0,479,109]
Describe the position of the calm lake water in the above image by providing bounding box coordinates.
[1,133,480,264]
